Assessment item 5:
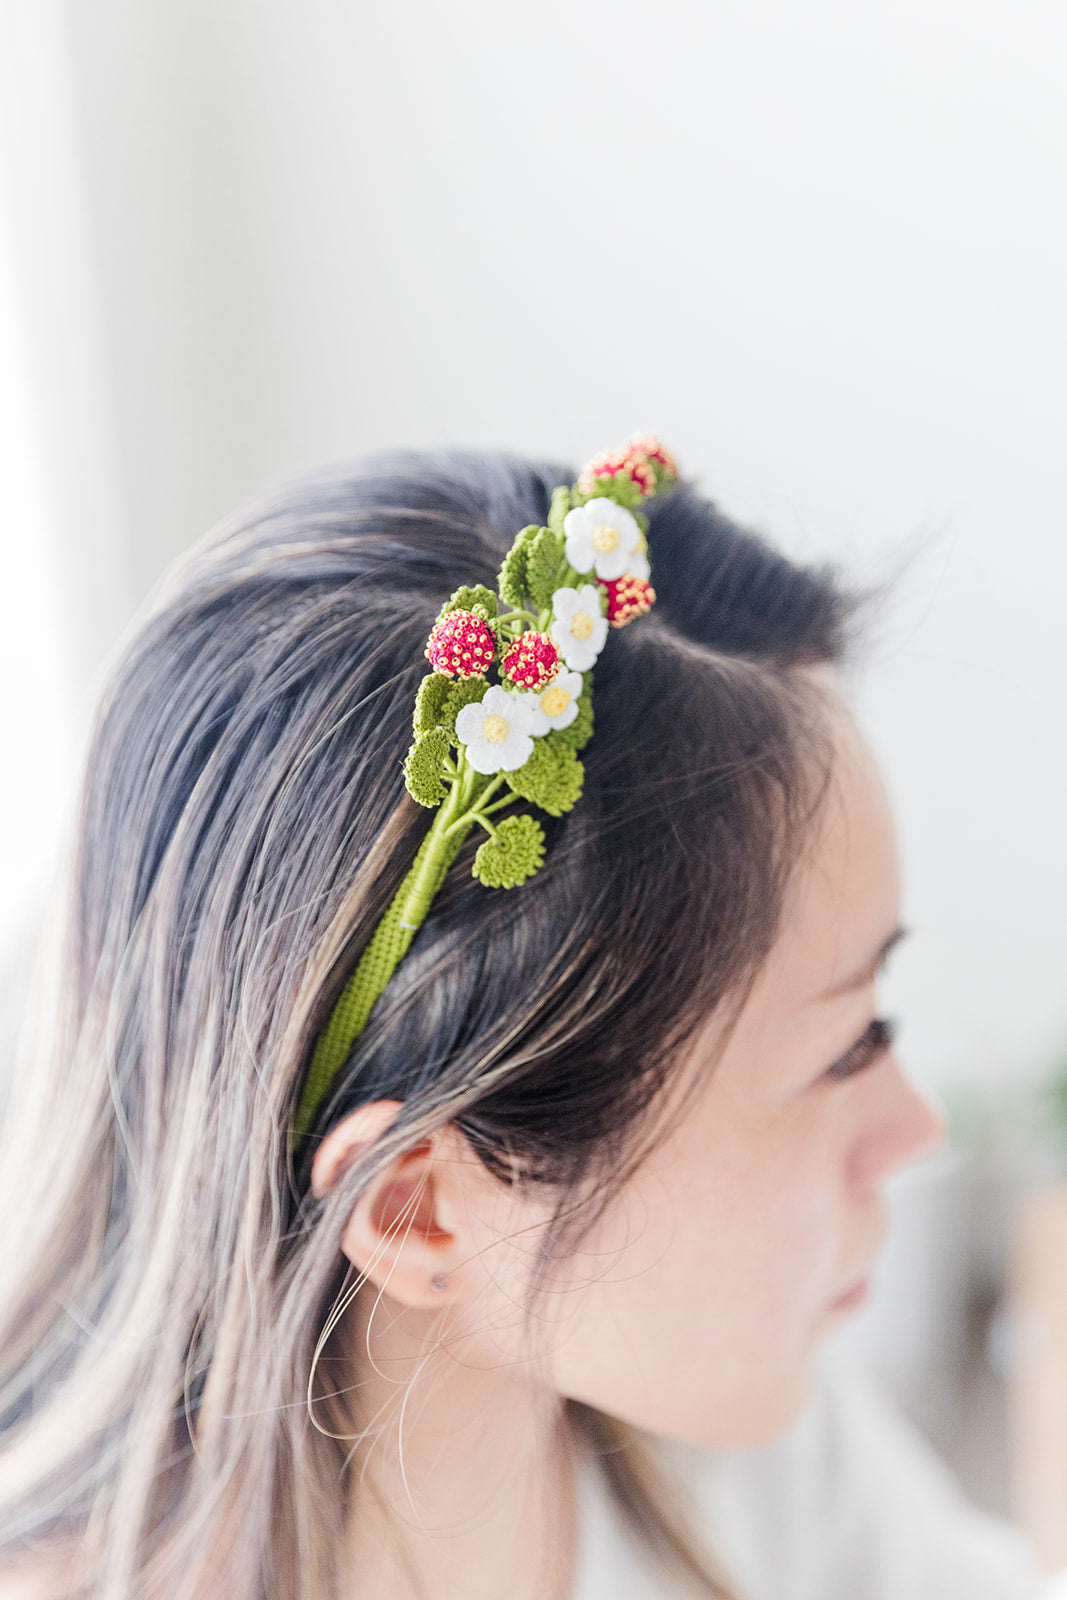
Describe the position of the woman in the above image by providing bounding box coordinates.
[0,439,1049,1598]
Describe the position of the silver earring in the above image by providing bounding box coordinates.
[431,1275,448,1293]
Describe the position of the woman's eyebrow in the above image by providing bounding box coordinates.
[816,926,909,1002]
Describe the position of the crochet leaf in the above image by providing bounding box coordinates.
[473,814,546,889]
[498,525,541,609]
[437,584,498,624]
[525,526,567,611]
[441,677,488,745]
[549,690,593,754]
[505,736,584,817]
[403,727,450,807]
[413,672,452,736]
[547,485,571,537]
[573,473,644,512]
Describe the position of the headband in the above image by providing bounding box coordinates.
[293,435,678,1147]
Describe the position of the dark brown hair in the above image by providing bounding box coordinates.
[0,449,855,1599]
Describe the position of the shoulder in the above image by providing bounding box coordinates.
[666,1358,1046,1600]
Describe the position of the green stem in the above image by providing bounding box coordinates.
[469,773,505,813]
[396,782,469,927]
[443,759,481,834]
[292,779,474,1147]
[479,792,517,818]
[495,607,541,627]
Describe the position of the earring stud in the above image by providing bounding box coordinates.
[431,1275,448,1293]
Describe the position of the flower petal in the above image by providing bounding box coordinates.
[499,732,535,772]
[550,586,581,619]
[593,548,630,581]
[455,701,486,744]
[518,693,552,736]
[481,684,515,718]
[465,738,505,775]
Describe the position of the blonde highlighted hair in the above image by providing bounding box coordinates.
[0,450,854,1598]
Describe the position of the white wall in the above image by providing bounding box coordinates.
[0,0,129,967]
[11,0,1067,1091]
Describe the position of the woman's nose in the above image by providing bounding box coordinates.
[852,1055,947,1190]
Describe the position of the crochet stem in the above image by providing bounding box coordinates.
[293,778,473,1146]
[478,793,516,818]
[494,607,541,627]
[468,773,505,812]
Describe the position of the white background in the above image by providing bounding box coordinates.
[2,0,1066,1098]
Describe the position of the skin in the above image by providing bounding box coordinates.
[310,686,945,1600]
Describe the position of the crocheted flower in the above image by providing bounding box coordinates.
[600,575,656,627]
[501,632,560,690]
[519,669,583,734]
[577,435,679,498]
[454,685,536,774]
[549,585,609,672]
[577,450,657,500]
[625,433,678,478]
[424,610,496,679]
[563,499,643,582]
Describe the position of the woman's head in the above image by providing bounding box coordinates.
[0,448,941,1594]
[311,673,941,1459]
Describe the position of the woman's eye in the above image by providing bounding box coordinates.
[826,1016,896,1081]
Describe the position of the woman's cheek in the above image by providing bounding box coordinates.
[729,1139,846,1319]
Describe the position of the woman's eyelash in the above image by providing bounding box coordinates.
[826,1017,896,1080]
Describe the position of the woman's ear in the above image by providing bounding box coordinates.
[310,1100,484,1309]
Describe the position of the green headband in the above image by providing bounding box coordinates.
[292,436,678,1148]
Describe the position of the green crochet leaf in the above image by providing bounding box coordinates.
[634,508,649,535]
[547,485,571,537]
[403,727,450,807]
[549,691,594,754]
[437,584,498,623]
[574,473,644,511]
[525,526,567,611]
[472,814,546,889]
[441,677,488,745]
[505,736,584,817]
[413,672,452,736]
[498,525,541,609]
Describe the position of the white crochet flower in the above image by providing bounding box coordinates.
[626,547,651,582]
[550,585,609,672]
[454,685,536,774]
[519,669,583,735]
[563,498,643,581]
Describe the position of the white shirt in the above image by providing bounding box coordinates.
[572,1360,1066,1600]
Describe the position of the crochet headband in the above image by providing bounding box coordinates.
[292,435,679,1148]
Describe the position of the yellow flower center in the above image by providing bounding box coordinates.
[592,523,619,553]
[482,714,509,744]
[570,610,594,641]
[634,529,648,553]
[540,685,571,718]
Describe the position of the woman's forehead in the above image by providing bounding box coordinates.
[675,706,902,1084]
[774,703,902,1010]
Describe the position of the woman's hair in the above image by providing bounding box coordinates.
[0,449,855,1599]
